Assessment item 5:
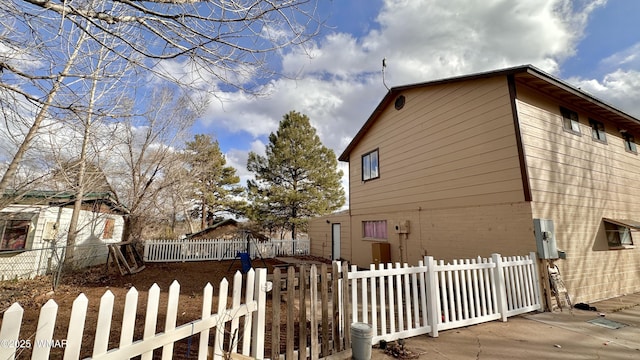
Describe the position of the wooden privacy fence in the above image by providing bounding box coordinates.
[269,262,351,360]
[268,252,541,360]
[143,238,310,262]
[0,269,267,360]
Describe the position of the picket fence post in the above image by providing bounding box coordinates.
[491,253,508,322]
[31,299,58,359]
[198,283,214,359]
[424,256,439,337]
[64,294,89,360]
[119,288,139,350]
[93,291,115,356]
[0,303,22,360]
[162,281,180,360]
[529,251,544,312]
[251,267,267,359]
[143,242,149,261]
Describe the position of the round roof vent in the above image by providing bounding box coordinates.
[394,95,405,110]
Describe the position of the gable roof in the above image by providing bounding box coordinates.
[3,190,129,214]
[339,64,640,161]
[185,218,239,239]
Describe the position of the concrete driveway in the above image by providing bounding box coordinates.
[371,293,640,359]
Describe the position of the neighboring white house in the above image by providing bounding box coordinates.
[0,191,127,280]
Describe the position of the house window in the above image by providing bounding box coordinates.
[0,219,31,251]
[103,218,115,239]
[560,107,580,135]
[622,132,637,154]
[362,149,379,181]
[589,119,606,143]
[603,219,637,249]
[363,220,387,240]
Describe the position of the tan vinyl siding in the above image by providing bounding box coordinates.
[313,67,640,304]
[307,212,351,261]
[348,202,534,267]
[349,76,524,215]
[517,85,640,302]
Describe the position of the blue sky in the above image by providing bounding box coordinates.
[187,0,640,191]
[563,0,640,78]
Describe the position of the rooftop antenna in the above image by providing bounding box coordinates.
[382,58,390,91]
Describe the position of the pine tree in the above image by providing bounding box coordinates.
[185,134,245,229]
[247,111,345,239]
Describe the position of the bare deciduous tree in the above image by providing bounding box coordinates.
[109,86,201,243]
[0,0,321,194]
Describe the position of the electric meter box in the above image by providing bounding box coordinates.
[533,218,558,259]
[395,220,410,234]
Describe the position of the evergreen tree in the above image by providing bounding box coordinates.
[247,111,345,239]
[185,134,245,229]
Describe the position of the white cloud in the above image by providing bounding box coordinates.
[282,32,378,78]
[225,148,254,187]
[568,69,640,118]
[566,39,640,118]
[601,42,640,69]
[0,40,43,72]
[366,0,605,83]
[202,75,385,154]
[249,139,266,155]
[197,0,610,204]
[203,0,607,151]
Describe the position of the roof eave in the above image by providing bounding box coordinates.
[338,65,533,162]
[520,67,640,126]
[338,64,640,162]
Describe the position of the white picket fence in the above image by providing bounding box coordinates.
[143,238,310,262]
[0,252,542,360]
[0,268,268,360]
[347,252,542,343]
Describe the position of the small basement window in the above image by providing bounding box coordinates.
[603,219,639,249]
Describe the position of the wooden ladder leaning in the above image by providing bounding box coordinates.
[548,263,572,313]
[107,241,146,275]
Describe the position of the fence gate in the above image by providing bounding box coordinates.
[269,262,352,360]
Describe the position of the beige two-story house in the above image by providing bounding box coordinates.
[309,65,640,304]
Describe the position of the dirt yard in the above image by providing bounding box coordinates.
[0,257,327,359]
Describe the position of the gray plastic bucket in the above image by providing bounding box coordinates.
[350,322,373,360]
